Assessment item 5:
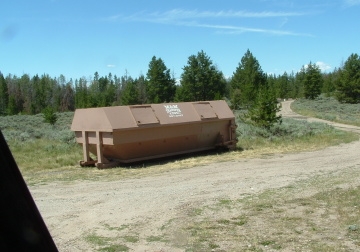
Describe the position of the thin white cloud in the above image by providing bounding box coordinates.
[110,9,312,37]
[150,9,306,20]
[344,0,360,6]
[107,64,116,68]
[118,9,308,23]
[195,23,313,37]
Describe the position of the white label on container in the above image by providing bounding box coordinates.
[164,104,183,117]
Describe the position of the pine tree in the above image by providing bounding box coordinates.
[336,53,360,103]
[60,81,75,112]
[97,76,109,107]
[231,49,266,107]
[75,77,88,108]
[288,71,298,98]
[121,79,140,105]
[0,72,8,115]
[137,74,147,104]
[303,62,323,100]
[19,74,33,114]
[322,71,337,97]
[278,72,291,99]
[43,106,58,125]
[178,50,225,102]
[7,95,17,115]
[146,56,176,103]
[295,66,306,98]
[230,89,242,110]
[245,84,282,129]
[32,74,45,113]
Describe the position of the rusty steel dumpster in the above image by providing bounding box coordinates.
[71,100,237,168]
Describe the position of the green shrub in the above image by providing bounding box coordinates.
[243,85,282,129]
[43,106,58,125]
[292,96,360,126]
[235,113,341,144]
[0,111,75,143]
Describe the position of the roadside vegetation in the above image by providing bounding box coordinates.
[292,95,360,127]
[0,97,358,185]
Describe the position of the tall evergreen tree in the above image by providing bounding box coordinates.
[87,72,100,107]
[97,76,109,107]
[322,71,337,97]
[336,53,360,103]
[146,56,176,103]
[295,66,306,98]
[303,62,323,100]
[0,72,8,115]
[267,74,277,97]
[230,49,266,107]
[105,75,116,106]
[121,79,140,105]
[137,74,147,104]
[40,74,57,110]
[113,74,122,104]
[288,71,298,98]
[75,77,87,108]
[7,95,18,115]
[13,77,24,113]
[178,50,225,102]
[60,82,75,111]
[32,74,44,113]
[230,89,242,110]
[245,83,281,129]
[5,74,24,114]
[278,72,291,99]
[19,74,33,114]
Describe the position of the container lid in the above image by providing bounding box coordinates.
[71,100,234,132]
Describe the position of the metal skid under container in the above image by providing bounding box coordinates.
[71,100,237,168]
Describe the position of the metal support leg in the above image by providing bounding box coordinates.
[96,131,104,165]
[80,131,96,167]
[82,131,90,162]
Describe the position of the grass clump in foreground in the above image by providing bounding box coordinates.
[160,167,360,251]
[291,96,360,126]
[85,232,129,252]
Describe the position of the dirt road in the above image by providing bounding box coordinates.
[281,100,360,134]
[30,101,360,251]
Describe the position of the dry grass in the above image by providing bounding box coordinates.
[160,165,360,251]
[17,128,357,186]
[2,99,357,185]
[78,163,360,251]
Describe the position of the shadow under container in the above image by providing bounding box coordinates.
[71,100,237,169]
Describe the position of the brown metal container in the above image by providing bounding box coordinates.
[71,100,237,168]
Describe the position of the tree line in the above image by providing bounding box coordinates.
[1,50,359,118]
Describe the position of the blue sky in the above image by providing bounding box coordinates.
[1,0,359,81]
